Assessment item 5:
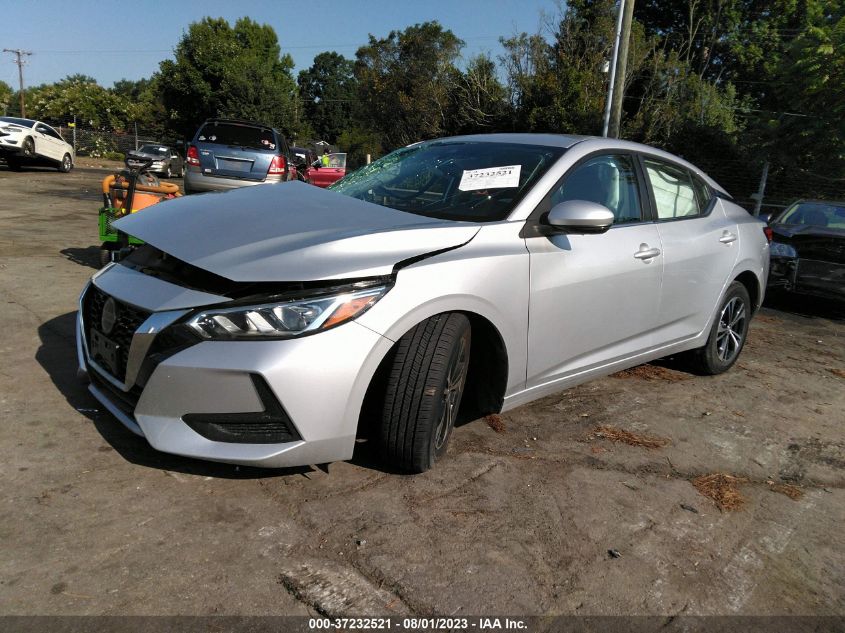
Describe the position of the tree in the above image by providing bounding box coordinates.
[446,55,508,135]
[354,21,464,148]
[297,52,356,143]
[157,17,299,138]
[27,75,142,128]
[0,80,12,115]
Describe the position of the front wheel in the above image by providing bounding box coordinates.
[379,313,471,473]
[58,153,73,173]
[686,281,751,375]
[22,137,35,158]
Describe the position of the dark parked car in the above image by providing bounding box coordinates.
[127,144,184,178]
[184,119,296,194]
[767,200,845,301]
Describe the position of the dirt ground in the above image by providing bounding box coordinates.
[0,162,843,618]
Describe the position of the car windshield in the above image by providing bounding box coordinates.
[330,141,564,222]
[196,122,276,151]
[0,117,35,128]
[138,145,169,156]
[777,202,845,229]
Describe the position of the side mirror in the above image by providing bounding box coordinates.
[545,200,614,234]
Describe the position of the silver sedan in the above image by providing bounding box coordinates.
[76,134,770,472]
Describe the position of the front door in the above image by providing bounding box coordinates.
[525,153,663,389]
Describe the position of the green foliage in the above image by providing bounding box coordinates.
[27,75,142,129]
[298,52,356,143]
[0,80,12,115]
[354,21,464,147]
[336,127,383,170]
[157,17,299,138]
[446,55,509,135]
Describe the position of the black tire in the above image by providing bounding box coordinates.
[58,153,73,173]
[22,137,35,158]
[165,165,172,178]
[379,313,471,473]
[686,281,751,375]
[99,246,113,268]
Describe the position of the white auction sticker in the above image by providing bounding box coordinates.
[458,164,522,191]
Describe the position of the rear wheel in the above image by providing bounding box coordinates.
[686,281,751,375]
[379,313,471,473]
[21,137,35,158]
[58,153,73,173]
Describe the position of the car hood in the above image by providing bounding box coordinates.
[772,223,845,264]
[114,180,480,282]
[128,151,166,160]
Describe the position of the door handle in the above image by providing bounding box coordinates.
[719,231,738,244]
[634,246,661,260]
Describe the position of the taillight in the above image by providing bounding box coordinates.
[763,226,773,243]
[268,155,286,175]
[186,145,200,166]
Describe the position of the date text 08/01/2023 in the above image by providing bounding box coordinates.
[308,617,528,630]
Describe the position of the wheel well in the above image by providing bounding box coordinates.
[357,311,509,438]
[734,270,760,312]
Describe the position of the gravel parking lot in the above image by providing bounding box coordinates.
[1,163,843,618]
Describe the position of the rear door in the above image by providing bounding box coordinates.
[193,121,276,182]
[641,157,740,343]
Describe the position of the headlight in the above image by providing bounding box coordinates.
[770,242,797,258]
[186,285,388,340]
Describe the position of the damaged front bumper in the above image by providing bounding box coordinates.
[76,266,394,468]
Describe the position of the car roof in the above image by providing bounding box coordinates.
[0,116,36,127]
[432,133,589,149]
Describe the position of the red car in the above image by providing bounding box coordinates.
[305,152,347,188]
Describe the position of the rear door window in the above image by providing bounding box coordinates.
[643,158,701,220]
[196,122,276,151]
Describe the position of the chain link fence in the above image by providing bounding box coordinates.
[45,120,169,160]
[698,156,845,216]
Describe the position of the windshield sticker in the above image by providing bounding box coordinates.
[458,165,522,191]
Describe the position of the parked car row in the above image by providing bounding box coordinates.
[0,116,347,192]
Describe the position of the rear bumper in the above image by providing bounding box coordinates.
[184,167,283,193]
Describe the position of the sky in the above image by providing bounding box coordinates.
[1,0,559,90]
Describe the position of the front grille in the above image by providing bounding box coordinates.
[182,375,301,444]
[84,286,151,382]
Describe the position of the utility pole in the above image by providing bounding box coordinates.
[3,48,32,118]
[602,0,625,137]
[608,0,634,138]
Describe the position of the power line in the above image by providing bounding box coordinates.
[3,48,32,117]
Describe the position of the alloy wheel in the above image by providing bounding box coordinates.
[434,334,469,450]
[715,297,747,363]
